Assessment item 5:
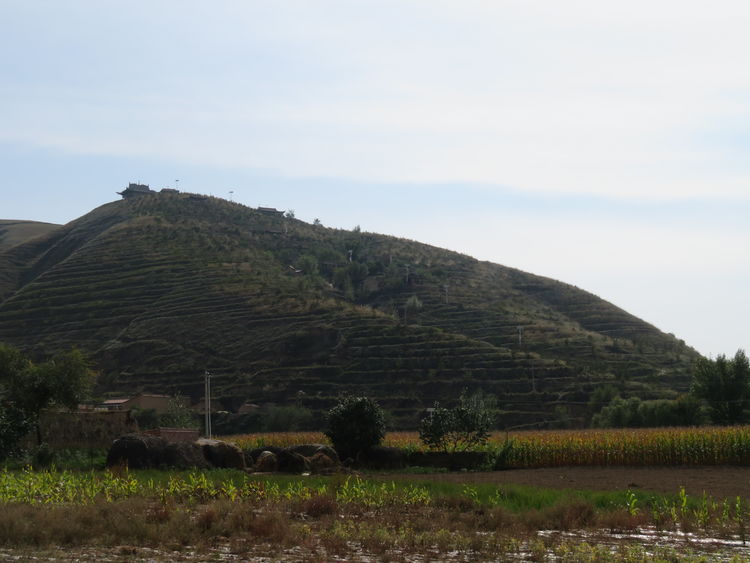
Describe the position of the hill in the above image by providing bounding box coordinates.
[0,219,61,253]
[0,192,699,428]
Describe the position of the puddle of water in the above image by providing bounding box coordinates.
[539,526,750,560]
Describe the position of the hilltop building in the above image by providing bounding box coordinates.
[257,206,285,216]
[117,183,155,198]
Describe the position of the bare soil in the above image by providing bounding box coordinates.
[382,466,750,499]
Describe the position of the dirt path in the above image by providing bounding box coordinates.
[380,466,750,499]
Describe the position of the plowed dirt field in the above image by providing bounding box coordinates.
[382,466,750,499]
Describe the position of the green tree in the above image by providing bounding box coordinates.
[297,254,319,276]
[159,393,197,428]
[591,394,706,428]
[324,395,386,459]
[419,390,495,453]
[403,294,423,324]
[692,349,750,425]
[131,407,160,430]
[0,344,93,458]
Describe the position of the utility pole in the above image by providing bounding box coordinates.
[204,370,212,439]
[229,190,234,202]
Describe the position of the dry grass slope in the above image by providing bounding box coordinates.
[0,219,61,253]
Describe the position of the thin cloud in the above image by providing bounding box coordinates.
[2,1,749,200]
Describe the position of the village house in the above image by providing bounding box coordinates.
[99,393,180,415]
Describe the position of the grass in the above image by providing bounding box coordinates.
[0,467,744,519]
[1,468,749,561]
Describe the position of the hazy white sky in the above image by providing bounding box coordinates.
[1,1,748,357]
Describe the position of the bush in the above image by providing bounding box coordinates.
[591,394,706,428]
[324,396,386,459]
[419,390,495,453]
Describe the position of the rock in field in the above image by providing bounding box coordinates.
[254,451,279,472]
[288,444,341,464]
[197,438,246,469]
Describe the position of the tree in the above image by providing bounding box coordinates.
[419,390,495,453]
[403,294,423,324]
[159,393,197,428]
[131,407,160,430]
[692,349,750,425]
[592,394,707,428]
[297,254,319,276]
[0,343,93,458]
[324,396,386,459]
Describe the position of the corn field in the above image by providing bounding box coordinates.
[499,427,750,468]
[223,426,750,468]
[0,468,430,507]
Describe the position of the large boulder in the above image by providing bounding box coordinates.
[254,451,278,472]
[107,434,165,469]
[308,452,338,474]
[106,433,208,469]
[197,438,246,469]
[277,449,310,473]
[247,446,284,466]
[164,441,211,469]
[288,444,340,465]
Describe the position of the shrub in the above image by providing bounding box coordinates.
[419,390,495,453]
[591,394,706,428]
[324,396,386,459]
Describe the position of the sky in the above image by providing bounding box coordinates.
[1,1,749,358]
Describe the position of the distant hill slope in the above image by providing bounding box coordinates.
[0,193,699,428]
[0,219,61,252]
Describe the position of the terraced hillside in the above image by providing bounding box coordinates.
[0,192,699,428]
[0,219,61,252]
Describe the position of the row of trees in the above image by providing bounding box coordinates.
[591,349,750,428]
[328,350,750,457]
[2,341,749,461]
[692,349,750,425]
[324,391,496,458]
